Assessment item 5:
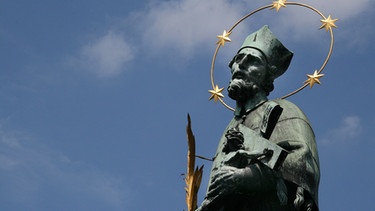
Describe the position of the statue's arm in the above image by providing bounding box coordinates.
[199,130,281,210]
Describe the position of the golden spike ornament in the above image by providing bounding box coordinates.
[185,114,203,211]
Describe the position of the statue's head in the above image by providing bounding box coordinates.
[228,25,293,102]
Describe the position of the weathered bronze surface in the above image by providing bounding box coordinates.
[197,26,320,211]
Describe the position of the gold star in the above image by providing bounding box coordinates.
[208,85,224,102]
[271,0,287,12]
[304,70,324,88]
[216,30,231,47]
[320,15,338,31]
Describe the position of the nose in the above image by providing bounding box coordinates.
[231,65,241,76]
[231,66,247,80]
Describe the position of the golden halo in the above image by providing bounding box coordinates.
[208,1,337,111]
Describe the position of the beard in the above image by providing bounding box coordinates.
[227,78,260,102]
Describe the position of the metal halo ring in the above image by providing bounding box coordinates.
[209,1,336,111]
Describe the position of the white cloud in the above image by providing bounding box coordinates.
[137,0,247,55]
[71,0,373,74]
[80,31,134,77]
[133,0,373,56]
[306,0,371,19]
[320,116,362,145]
[251,0,373,42]
[0,124,129,210]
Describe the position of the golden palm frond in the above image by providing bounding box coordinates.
[185,114,204,211]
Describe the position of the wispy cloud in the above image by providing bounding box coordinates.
[246,0,374,43]
[320,116,362,145]
[0,124,129,210]
[135,0,373,50]
[136,0,247,55]
[306,0,371,19]
[70,0,374,75]
[78,31,134,78]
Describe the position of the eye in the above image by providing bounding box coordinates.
[247,56,261,65]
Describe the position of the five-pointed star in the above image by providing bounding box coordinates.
[272,0,287,12]
[217,30,231,47]
[304,70,324,88]
[208,85,224,102]
[320,15,338,31]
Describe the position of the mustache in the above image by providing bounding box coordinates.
[227,78,259,101]
[228,79,256,91]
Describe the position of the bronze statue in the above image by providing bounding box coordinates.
[197,26,320,211]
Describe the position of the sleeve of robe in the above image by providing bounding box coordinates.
[270,99,320,207]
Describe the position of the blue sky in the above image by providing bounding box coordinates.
[1,0,374,210]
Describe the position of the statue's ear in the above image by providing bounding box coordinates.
[269,65,277,78]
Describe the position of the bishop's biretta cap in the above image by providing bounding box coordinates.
[238,25,293,80]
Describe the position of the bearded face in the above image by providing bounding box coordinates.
[227,76,260,102]
[228,48,268,102]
